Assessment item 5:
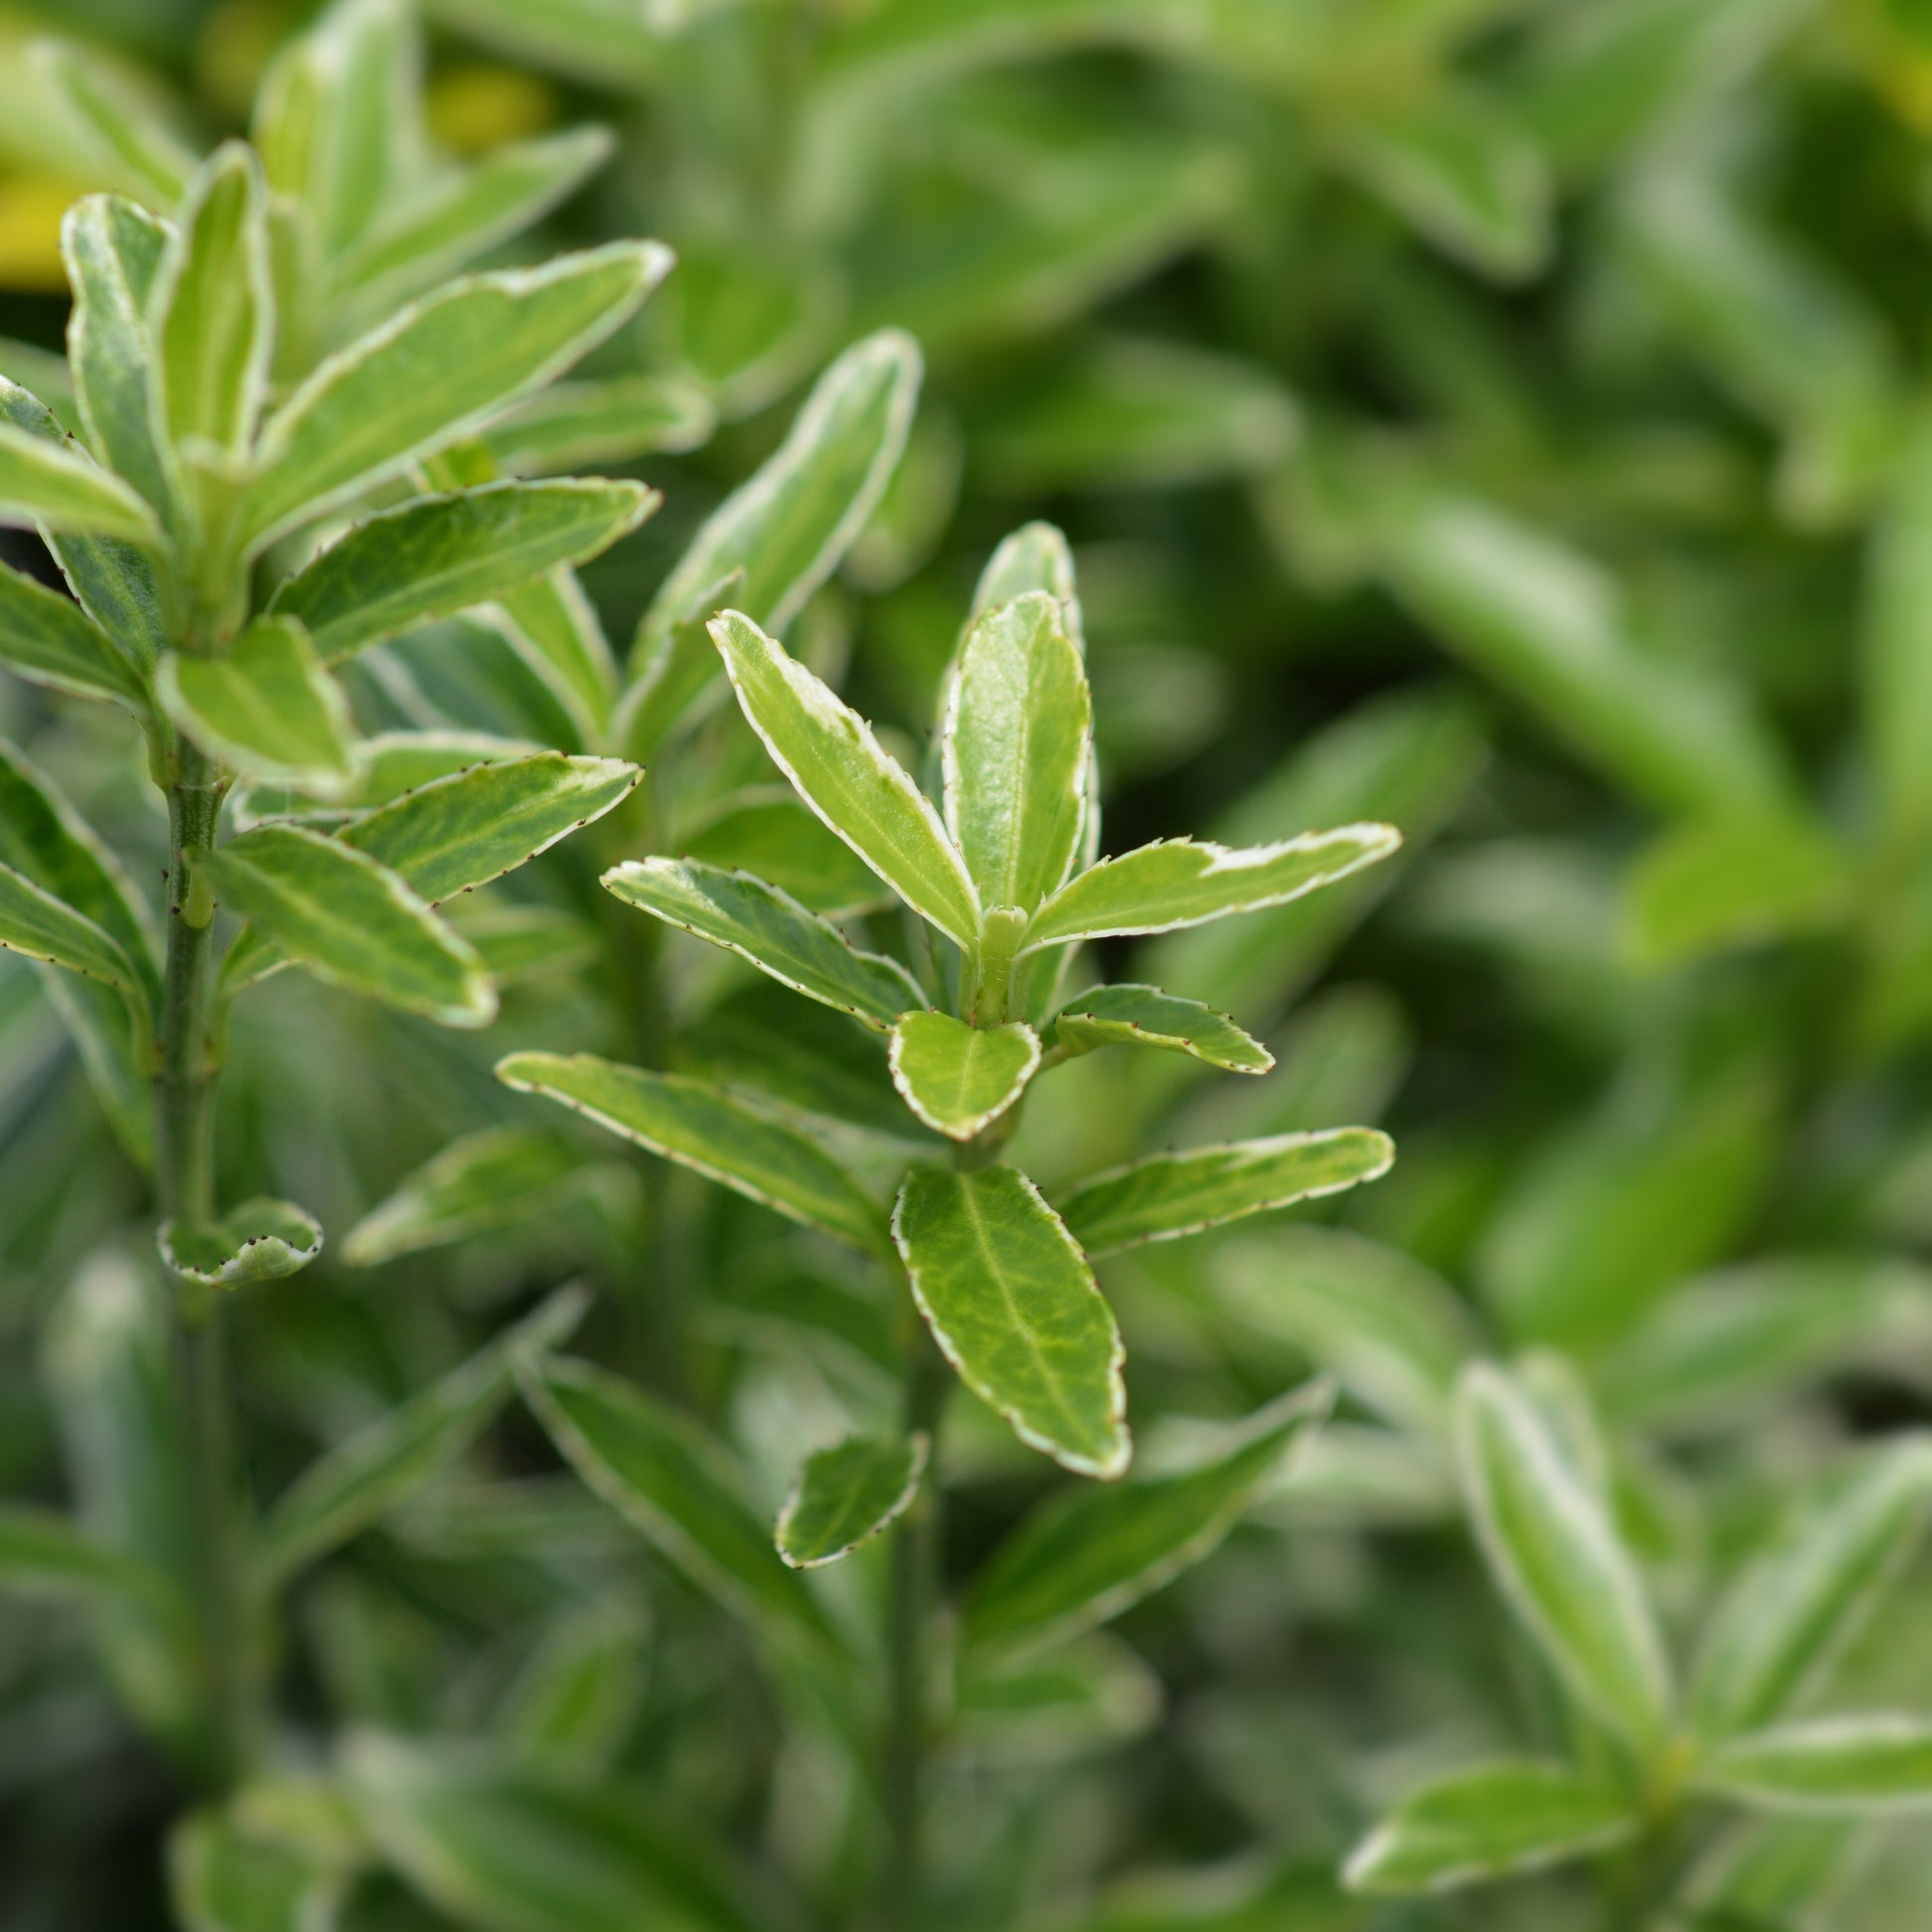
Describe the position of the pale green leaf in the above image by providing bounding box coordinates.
[231,729,542,825]
[971,519,1083,650]
[496,1050,888,1255]
[1455,1362,1673,1754]
[0,1505,175,1609]
[1055,1129,1395,1258]
[775,1432,928,1569]
[1214,1229,1481,1440]
[0,400,161,544]
[0,558,142,706]
[955,1633,1161,1762]
[342,1732,774,1932]
[603,856,926,1031]
[710,609,981,945]
[271,479,655,661]
[492,568,620,742]
[153,145,273,464]
[0,862,144,1010]
[1048,984,1271,1075]
[333,127,617,312]
[893,1164,1128,1478]
[940,591,1090,917]
[344,754,641,902]
[246,241,671,546]
[965,1384,1328,1653]
[620,330,921,754]
[158,1197,324,1290]
[29,39,196,208]
[1697,1717,1932,1812]
[158,617,358,788]
[676,792,890,917]
[413,0,668,87]
[343,1129,599,1266]
[495,1599,648,1771]
[484,373,715,476]
[1692,1440,1932,1737]
[61,194,172,513]
[1866,421,1932,849]
[198,824,495,1027]
[889,1010,1039,1140]
[170,1808,345,1932]
[1024,827,1400,953]
[260,1284,589,1586]
[521,1353,839,1657]
[1344,1761,1636,1894]
[1624,810,1850,966]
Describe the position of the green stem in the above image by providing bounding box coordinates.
[156,738,250,1788]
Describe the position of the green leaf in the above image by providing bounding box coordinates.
[1048,984,1272,1076]
[198,825,495,1027]
[1383,495,1791,818]
[153,145,273,466]
[0,1505,175,1608]
[889,1010,1039,1140]
[941,590,1090,914]
[965,1384,1328,1654]
[246,241,671,547]
[495,1599,648,1771]
[1055,1130,1395,1258]
[260,1284,589,1586]
[159,1197,325,1290]
[620,329,921,753]
[170,1808,345,1932]
[1024,827,1401,953]
[271,479,655,662]
[956,1633,1160,1762]
[775,1433,928,1569]
[0,862,146,1010]
[1691,1440,1932,1737]
[29,38,197,208]
[893,1164,1128,1478]
[1697,1718,1932,1812]
[344,753,641,903]
[1214,1228,1482,1441]
[62,194,173,514]
[603,857,926,1031]
[158,617,358,789]
[521,1353,839,1658]
[677,792,890,917]
[492,569,620,742]
[332,127,617,312]
[0,558,143,705]
[0,391,162,545]
[710,610,981,946]
[1343,1761,1636,1895]
[1333,86,1552,281]
[483,373,714,476]
[343,1129,600,1266]
[1454,1362,1673,1755]
[496,1051,888,1255]
[972,519,1084,649]
[1866,422,1932,849]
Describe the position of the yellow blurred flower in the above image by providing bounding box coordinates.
[426,64,559,156]
[0,173,83,292]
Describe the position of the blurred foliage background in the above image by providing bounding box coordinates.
[10,0,1932,1927]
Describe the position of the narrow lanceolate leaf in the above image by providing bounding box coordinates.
[893,1165,1129,1479]
[493,570,619,740]
[197,825,495,1028]
[0,410,160,545]
[169,1807,344,1932]
[159,1198,324,1291]
[344,755,640,904]
[1022,827,1402,953]
[1055,1129,1395,1258]
[775,1433,928,1569]
[677,793,891,916]
[1692,1439,1932,1737]
[0,863,144,1008]
[260,1285,588,1586]
[157,618,357,789]
[343,1129,597,1266]
[497,1051,887,1255]
[0,559,143,706]
[246,241,672,546]
[711,610,981,946]
[271,480,656,661]
[1048,984,1272,1075]
[151,145,272,463]
[343,1733,772,1932]
[604,858,925,1031]
[521,1353,839,1656]
[1455,1362,1673,1754]
[966,1384,1328,1653]
[1344,1761,1637,1895]
[621,329,921,753]
[1699,1718,1932,1812]
[483,372,714,475]
[62,195,172,513]
[0,1506,173,1608]
[942,591,1090,912]
[972,521,1084,649]
[889,1010,1040,1140]
[29,39,197,209]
